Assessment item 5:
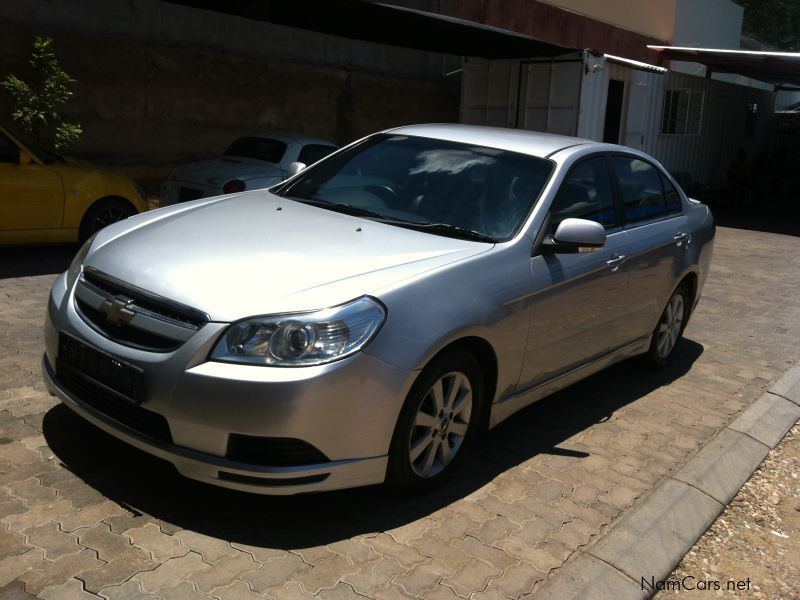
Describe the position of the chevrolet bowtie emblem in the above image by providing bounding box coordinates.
[99,297,136,325]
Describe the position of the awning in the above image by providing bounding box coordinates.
[166,0,575,59]
[648,45,800,90]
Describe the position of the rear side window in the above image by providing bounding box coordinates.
[662,174,682,213]
[0,132,19,163]
[549,157,616,232]
[610,156,667,223]
[298,144,337,165]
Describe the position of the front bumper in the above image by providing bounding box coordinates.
[44,272,416,494]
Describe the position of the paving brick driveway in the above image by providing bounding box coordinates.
[1,224,799,599]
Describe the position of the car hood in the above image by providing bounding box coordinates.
[170,157,283,186]
[86,191,491,321]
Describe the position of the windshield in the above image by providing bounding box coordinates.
[278,134,553,241]
[223,137,287,163]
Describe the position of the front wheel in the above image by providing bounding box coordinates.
[388,350,484,493]
[79,198,136,242]
[644,283,689,367]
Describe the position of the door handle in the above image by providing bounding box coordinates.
[606,253,626,271]
[673,232,689,247]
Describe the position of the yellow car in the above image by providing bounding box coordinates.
[0,124,148,246]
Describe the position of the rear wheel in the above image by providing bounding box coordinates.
[79,198,136,242]
[388,350,484,493]
[645,283,689,367]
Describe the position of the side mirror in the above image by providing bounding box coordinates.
[542,218,606,254]
[286,161,306,178]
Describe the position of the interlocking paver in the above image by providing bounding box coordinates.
[212,580,269,600]
[342,557,407,596]
[77,523,137,562]
[81,553,158,593]
[0,528,28,561]
[392,560,452,597]
[19,548,104,594]
[241,554,311,594]
[174,530,238,564]
[190,552,260,594]
[23,522,82,560]
[98,580,154,600]
[0,548,46,587]
[39,577,101,600]
[441,560,501,598]
[488,563,544,598]
[363,534,427,569]
[316,582,366,600]
[292,554,359,595]
[156,581,212,600]
[125,523,187,562]
[57,501,130,533]
[133,551,209,594]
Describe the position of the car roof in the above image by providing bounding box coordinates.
[385,124,596,158]
[240,132,337,147]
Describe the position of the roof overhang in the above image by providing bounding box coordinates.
[648,45,800,90]
[603,53,667,74]
[167,0,576,59]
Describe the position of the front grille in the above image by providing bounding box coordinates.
[74,269,209,353]
[75,298,183,352]
[226,434,329,467]
[83,269,208,327]
[56,361,172,444]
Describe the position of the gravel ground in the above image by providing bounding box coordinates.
[656,422,800,599]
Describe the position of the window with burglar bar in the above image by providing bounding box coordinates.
[661,89,704,135]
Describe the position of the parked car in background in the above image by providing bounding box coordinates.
[44,124,714,495]
[0,124,148,246]
[160,132,338,205]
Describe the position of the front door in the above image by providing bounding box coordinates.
[518,155,631,390]
[0,131,64,233]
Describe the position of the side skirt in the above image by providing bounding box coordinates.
[489,336,651,428]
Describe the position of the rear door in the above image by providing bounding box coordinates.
[519,155,630,390]
[610,155,688,340]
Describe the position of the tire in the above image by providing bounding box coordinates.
[387,350,484,493]
[644,282,690,367]
[79,198,136,242]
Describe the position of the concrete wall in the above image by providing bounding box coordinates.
[0,0,459,175]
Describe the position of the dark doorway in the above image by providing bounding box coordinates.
[603,79,625,143]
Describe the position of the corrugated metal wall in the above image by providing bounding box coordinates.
[461,53,776,186]
[643,71,775,185]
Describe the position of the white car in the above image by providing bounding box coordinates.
[161,133,337,206]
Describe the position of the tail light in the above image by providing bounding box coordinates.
[223,179,246,194]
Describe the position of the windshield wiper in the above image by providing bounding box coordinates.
[399,222,497,243]
[286,197,496,243]
[286,197,390,221]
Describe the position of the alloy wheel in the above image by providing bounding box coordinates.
[408,371,473,478]
[92,206,127,232]
[657,292,684,358]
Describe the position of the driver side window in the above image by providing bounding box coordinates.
[0,132,20,163]
[550,157,616,233]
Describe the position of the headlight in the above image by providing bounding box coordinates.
[210,296,386,367]
[65,234,95,289]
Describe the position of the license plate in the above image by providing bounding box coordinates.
[57,332,145,404]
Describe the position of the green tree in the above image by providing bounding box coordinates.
[1,36,82,152]
[737,0,800,51]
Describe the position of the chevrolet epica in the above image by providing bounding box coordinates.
[43,124,714,494]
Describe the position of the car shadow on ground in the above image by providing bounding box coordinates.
[0,245,77,279]
[42,339,703,549]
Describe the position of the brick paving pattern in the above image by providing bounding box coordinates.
[0,225,799,599]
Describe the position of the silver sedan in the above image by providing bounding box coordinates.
[43,124,715,494]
